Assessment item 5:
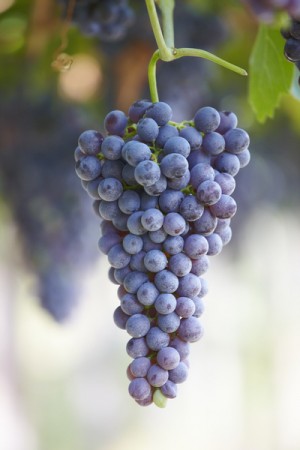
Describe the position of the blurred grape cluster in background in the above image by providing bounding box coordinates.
[0,0,300,449]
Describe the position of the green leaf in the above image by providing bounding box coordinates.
[249,24,294,123]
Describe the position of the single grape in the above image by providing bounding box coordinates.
[75,156,102,181]
[78,129,103,155]
[197,180,222,206]
[144,249,168,272]
[190,255,209,276]
[193,208,217,235]
[194,106,221,133]
[161,380,178,398]
[134,160,161,187]
[168,361,189,383]
[122,234,143,255]
[113,306,129,330]
[163,235,184,255]
[169,253,192,277]
[154,270,179,294]
[213,152,240,177]
[205,233,223,256]
[214,172,236,195]
[154,293,177,314]
[141,208,164,231]
[224,128,250,154]
[147,364,169,387]
[129,357,151,378]
[176,273,202,298]
[128,378,152,401]
[157,312,180,333]
[210,194,237,219]
[176,297,196,318]
[146,326,170,351]
[158,189,184,214]
[101,135,124,160]
[118,190,141,214]
[202,132,225,156]
[145,101,173,126]
[104,110,128,136]
[98,177,123,201]
[137,117,159,142]
[120,293,144,315]
[123,141,152,167]
[126,335,150,358]
[178,317,203,343]
[184,234,209,259]
[163,136,191,158]
[160,153,189,179]
[157,347,180,370]
[137,281,159,306]
[107,243,131,269]
[126,314,151,338]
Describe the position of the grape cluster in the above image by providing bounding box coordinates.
[0,95,99,322]
[74,99,250,407]
[58,0,134,41]
[242,0,300,22]
[282,19,300,82]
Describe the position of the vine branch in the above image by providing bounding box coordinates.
[146,0,247,102]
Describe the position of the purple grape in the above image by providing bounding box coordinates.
[104,110,128,136]
[157,347,180,370]
[178,317,203,343]
[78,129,103,155]
[128,378,151,400]
[146,326,170,351]
[154,293,177,315]
[168,361,189,383]
[194,106,220,133]
[147,364,169,387]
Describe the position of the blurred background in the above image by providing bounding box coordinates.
[0,0,300,449]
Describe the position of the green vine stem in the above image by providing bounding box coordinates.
[173,48,248,76]
[148,47,247,103]
[148,50,160,103]
[146,0,247,102]
[156,0,175,49]
[145,0,173,61]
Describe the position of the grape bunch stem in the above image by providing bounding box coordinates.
[145,0,248,102]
